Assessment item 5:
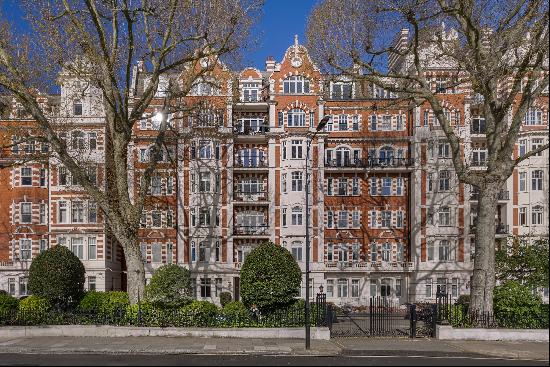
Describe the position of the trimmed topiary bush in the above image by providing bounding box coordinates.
[180,300,219,327]
[28,245,85,309]
[0,293,18,314]
[240,242,301,312]
[17,296,51,324]
[493,281,548,328]
[145,264,192,309]
[219,292,232,308]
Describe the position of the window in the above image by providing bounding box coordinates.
[352,211,360,228]
[427,241,434,261]
[338,178,348,195]
[72,201,84,223]
[437,278,447,294]
[438,207,451,226]
[382,242,391,262]
[327,243,334,262]
[71,131,86,150]
[8,278,16,296]
[381,115,392,131]
[283,75,310,94]
[531,138,544,156]
[291,241,303,262]
[451,278,459,298]
[325,210,334,228]
[71,237,84,259]
[396,211,404,228]
[237,245,252,263]
[191,242,196,262]
[525,107,543,125]
[326,177,333,195]
[370,279,377,297]
[338,211,348,228]
[338,115,348,131]
[21,167,32,186]
[199,241,210,262]
[337,244,348,262]
[427,173,433,192]
[352,115,360,131]
[152,243,162,263]
[519,139,527,157]
[381,211,391,228]
[39,203,46,224]
[471,149,487,166]
[291,206,303,225]
[199,208,211,226]
[20,239,31,260]
[426,279,433,297]
[532,170,543,190]
[370,243,378,262]
[199,171,211,192]
[337,279,348,298]
[532,206,543,225]
[438,142,450,158]
[199,140,212,159]
[395,178,403,195]
[380,279,391,297]
[88,276,96,291]
[278,111,283,127]
[58,201,68,223]
[19,278,28,296]
[370,177,377,195]
[381,177,392,196]
[282,207,287,226]
[242,82,260,102]
[291,171,303,191]
[351,279,360,298]
[201,278,212,298]
[152,211,162,227]
[352,177,360,195]
[370,211,377,228]
[39,239,48,253]
[39,168,46,187]
[332,82,352,99]
[352,244,360,262]
[287,108,306,127]
[88,237,97,260]
[73,100,83,116]
[20,203,32,223]
[326,280,334,297]
[473,117,487,134]
[214,241,220,262]
[370,115,377,131]
[396,242,404,262]
[151,175,162,195]
[519,172,526,191]
[439,240,451,261]
[519,207,527,226]
[439,170,450,191]
[291,140,303,158]
[395,279,402,297]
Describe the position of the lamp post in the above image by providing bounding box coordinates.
[305,115,330,350]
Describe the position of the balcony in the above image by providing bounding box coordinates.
[233,225,269,236]
[325,157,414,170]
[233,125,270,136]
[233,190,269,203]
[470,190,510,201]
[234,155,269,169]
[322,261,415,272]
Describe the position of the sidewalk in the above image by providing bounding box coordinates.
[0,336,547,360]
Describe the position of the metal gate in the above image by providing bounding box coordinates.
[316,295,437,338]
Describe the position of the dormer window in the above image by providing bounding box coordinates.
[283,75,310,94]
[73,100,83,116]
[331,82,352,99]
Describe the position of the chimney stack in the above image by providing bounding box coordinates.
[265,56,275,73]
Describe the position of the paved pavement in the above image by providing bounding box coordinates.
[0,336,547,361]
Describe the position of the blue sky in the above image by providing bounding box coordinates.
[1,0,318,71]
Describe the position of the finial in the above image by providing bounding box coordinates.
[294,34,299,46]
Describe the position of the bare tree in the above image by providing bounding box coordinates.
[0,0,262,304]
[307,0,549,314]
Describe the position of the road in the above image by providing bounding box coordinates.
[0,354,547,366]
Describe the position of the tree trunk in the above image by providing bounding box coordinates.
[122,238,146,305]
[469,184,500,316]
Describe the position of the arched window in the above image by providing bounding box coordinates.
[283,75,310,94]
[379,146,394,165]
[287,108,306,127]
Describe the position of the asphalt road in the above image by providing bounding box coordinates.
[0,354,547,366]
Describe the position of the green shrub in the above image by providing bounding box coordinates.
[99,292,129,316]
[123,302,164,326]
[493,281,547,328]
[180,300,219,327]
[240,242,301,312]
[145,265,192,309]
[0,293,18,314]
[219,292,232,308]
[17,296,51,324]
[78,291,105,313]
[28,246,85,309]
[77,291,129,321]
[219,301,251,326]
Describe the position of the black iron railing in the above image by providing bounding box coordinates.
[233,125,270,135]
[325,157,414,168]
[233,190,269,202]
[233,225,269,235]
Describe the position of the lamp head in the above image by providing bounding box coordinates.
[316,115,331,131]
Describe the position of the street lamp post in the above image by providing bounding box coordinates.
[305,115,330,350]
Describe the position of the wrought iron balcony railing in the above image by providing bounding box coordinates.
[233,125,270,135]
[233,190,268,202]
[233,225,269,236]
[325,157,414,168]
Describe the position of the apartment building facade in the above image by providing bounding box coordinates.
[1,33,548,305]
